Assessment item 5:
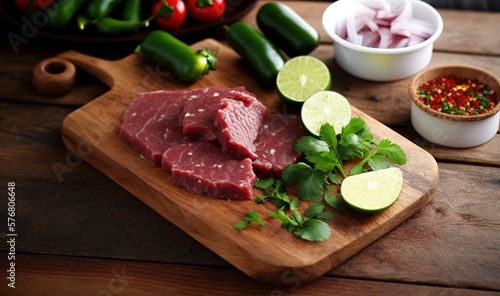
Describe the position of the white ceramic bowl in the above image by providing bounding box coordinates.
[322,0,443,81]
[409,65,500,148]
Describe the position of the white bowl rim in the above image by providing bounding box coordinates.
[322,0,444,55]
[409,64,500,122]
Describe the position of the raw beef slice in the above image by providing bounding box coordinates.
[253,114,307,178]
[215,98,268,160]
[162,141,256,200]
[180,87,257,141]
[119,90,191,166]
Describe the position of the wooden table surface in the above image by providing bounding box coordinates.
[1,1,499,295]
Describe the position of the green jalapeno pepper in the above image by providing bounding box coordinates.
[47,0,88,30]
[138,30,217,83]
[225,21,286,87]
[257,2,320,57]
[95,17,148,35]
[122,0,141,22]
[86,0,123,20]
[78,0,149,34]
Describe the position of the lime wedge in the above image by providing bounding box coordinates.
[276,56,331,104]
[341,167,404,214]
[301,90,351,136]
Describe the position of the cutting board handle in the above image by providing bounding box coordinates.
[57,51,143,89]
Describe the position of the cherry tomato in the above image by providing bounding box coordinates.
[186,0,226,23]
[15,0,53,12]
[152,0,187,31]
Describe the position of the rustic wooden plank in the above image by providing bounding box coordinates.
[0,40,114,106]
[395,128,500,167]
[330,162,500,291]
[4,253,499,296]
[433,9,500,56]
[1,2,499,292]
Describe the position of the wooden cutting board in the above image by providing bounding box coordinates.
[59,38,439,285]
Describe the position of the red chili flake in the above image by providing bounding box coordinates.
[417,75,497,115]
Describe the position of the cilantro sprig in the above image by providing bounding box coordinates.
[234,117,407,242]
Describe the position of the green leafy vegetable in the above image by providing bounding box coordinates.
[234,210,265,229]
[235,117,407,242]
[293,219,331,242]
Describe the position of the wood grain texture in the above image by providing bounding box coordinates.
[331,162,500,291]
[58,39,438,285]
[3,253,498,296]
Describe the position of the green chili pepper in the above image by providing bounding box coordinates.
[224,21,286,87]
[138,30,217,83]
[76,14,91,30]
[86,0,123,20]
[47,0,88,30]
[256,2,320,57]
[95,17,148,35]
[122,0,141,22]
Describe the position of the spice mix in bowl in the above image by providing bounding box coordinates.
[409,64,500,148]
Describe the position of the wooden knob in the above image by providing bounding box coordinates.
[33,57,76,97]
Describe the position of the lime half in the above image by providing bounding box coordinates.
[341,167,404,214]
[301,90,351,136]
[276,56,331,104]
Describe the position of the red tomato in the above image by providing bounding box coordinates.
[15,0,53,12]
[14,0,29,12]
[186,0,226,23]
[152,0,187,31]
[31,0,53,10]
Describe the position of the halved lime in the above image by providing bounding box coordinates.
[276,56,332,104]
[300,90,351,136]
[341,167,404,214]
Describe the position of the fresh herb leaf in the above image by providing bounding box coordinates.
[350,160,365,175]
[282,162,313,185]
[305,202,325,218]
[255,195,271,204]
[297,169,326,202]
[341,117,366,135]
[293,219,331,242]
[319,123,337,149]
[233,219,250,229]
[269,208,299,232]
[236,118,407,243]
[375,139,407,165]
[316,211,335,221]
[328,172,342,184]
[255,178,275,189]
[292,209,305,226]
[295,136,330,155]
[234,210,265,229]
[307,151,339,173]
[289,198,299,212]
[324,185,345,213]
[367,154,390,171]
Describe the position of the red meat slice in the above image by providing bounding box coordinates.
[180,87,257,141]
[119,90,191,166]
[161,141,256,200]
[253,114,307,178]
[215,98,268,160]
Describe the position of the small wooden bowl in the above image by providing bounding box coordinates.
[409,64,500,148]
